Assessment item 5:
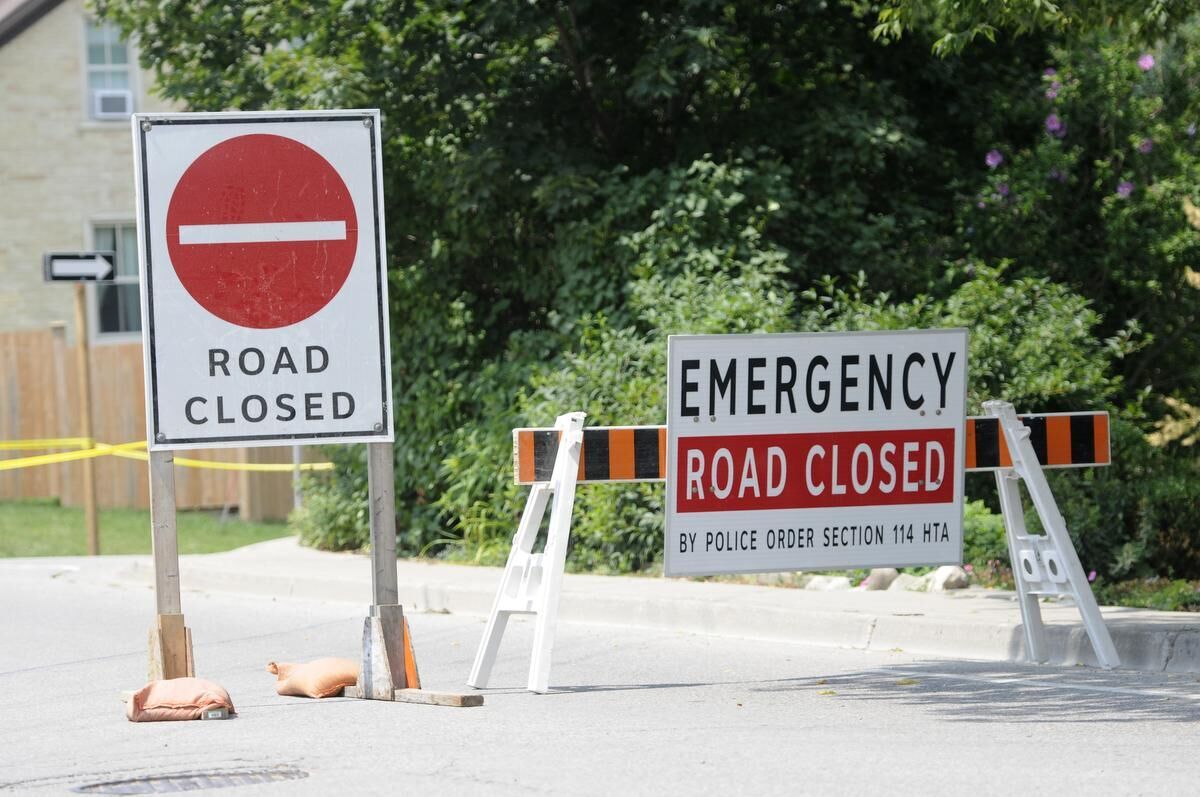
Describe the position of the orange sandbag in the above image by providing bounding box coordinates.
[126,678,235,722]
[266,657,359,698]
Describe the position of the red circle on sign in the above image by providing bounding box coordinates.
[166,134,358,329]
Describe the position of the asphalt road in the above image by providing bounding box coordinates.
[2,558,1198,796]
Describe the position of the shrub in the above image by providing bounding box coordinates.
[963,499,1008,567]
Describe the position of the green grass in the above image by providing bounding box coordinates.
[0,499,292,557]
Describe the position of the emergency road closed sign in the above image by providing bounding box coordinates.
[664,329,968,576]
[133,110,393,450]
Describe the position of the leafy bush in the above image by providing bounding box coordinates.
[1093,578,1200,612]
[1033,422,1200,580]
[437,154,796,570]
[963,499,1008,567]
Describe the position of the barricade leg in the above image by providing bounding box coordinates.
[528,465,579,694]
[468,484,550,688]
[994,469,1047,663]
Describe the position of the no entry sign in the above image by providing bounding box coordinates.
[664,330,968,576]
[133,110,393,450]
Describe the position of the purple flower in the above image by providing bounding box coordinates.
[985,149,1004,168]
[1046,80,1062,100]
[1188,123,1196,138]
[1044,67,1057,77]
[1045,113,1066,138]
[976,200,986,209]
[964,563,974,574]
[1087,569,1097,582]
[1117,181,1134,198]
[1049,168,1067,183]
[1138,138,1154,154]
[997,183,1010,197]
[1138,53,1155,72]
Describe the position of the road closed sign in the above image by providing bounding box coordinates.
[664,330,968,576]
[132,110,393,450]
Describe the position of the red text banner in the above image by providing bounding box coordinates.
[676,428,955,513]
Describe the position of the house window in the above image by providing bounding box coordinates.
[93,224,141,336]
[85,21,134,120]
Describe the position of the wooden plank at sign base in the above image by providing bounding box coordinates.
[342,686,483,707]
[148,613,193,680]
[511,412,1112,485]
[394,689,483,707]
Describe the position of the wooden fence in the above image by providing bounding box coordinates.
[0,325,301,520]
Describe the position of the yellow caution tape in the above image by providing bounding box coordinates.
[0,440,146,471]
[0,437,93,451]
[108,448,334,472]
[0,439,333,473]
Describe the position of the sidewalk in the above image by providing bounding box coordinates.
[120,537,1200,674]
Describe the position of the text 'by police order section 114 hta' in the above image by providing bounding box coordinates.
[664,329,968,577]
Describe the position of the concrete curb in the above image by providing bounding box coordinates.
[119,539,1200,675]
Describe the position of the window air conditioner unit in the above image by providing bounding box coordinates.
[93,89,133,119]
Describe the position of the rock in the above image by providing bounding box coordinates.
[861,568,899,591]
[804,575,853,591]
[888,572,931,592]
[929,565,970,591]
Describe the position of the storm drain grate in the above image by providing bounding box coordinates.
[72,767,308,794]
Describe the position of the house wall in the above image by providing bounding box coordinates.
[0,2,303,521]
[0,0,172,344]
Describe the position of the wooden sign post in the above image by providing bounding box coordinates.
[72,284,99,556]
[147,449,193,679]
[43,252,115,556]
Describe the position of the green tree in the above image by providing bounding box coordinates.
[98,1,1200,578]
[873,0,1185,55]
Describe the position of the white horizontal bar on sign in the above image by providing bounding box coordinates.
[178,221,347,245]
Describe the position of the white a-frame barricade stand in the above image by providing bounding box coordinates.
[469,412,584,694]
[985,401,1119,668]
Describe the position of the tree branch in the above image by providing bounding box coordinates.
[551,2,618,156]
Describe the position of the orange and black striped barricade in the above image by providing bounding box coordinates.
[511,411,1110,485]
[475,406,1116,692]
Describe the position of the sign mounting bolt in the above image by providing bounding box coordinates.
[141,121,152,132]
[373,422,383,432]
[155,432,165,442]
[363,118,372,127]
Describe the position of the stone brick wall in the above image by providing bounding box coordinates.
[0,0,174,344]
